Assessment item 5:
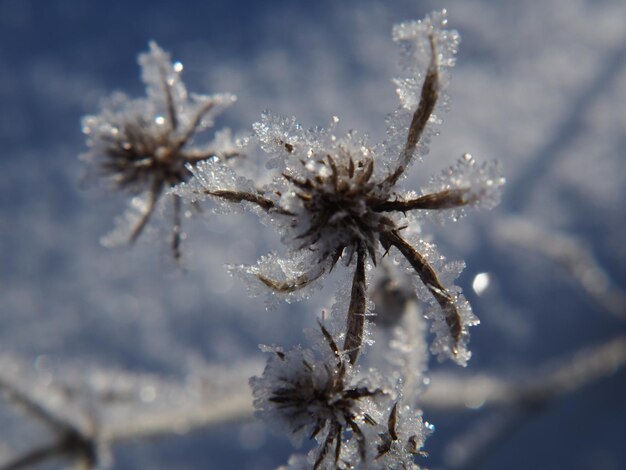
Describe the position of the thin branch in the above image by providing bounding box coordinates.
[172,101,215,154]
[422,334,626,410]
[444,408,526,470]
[256,264,326,294]
[129,180,163,244]
[349,420,367,461]
[0,378,72,435]
[314,421,340,470]
[384,33,439,187]
[171,194,182,262]
[393,299,428,403]
[182,149,241,162]
[380,230,462,356]
[373,188,471,212]
[159,63,178,132]
[441,335,626,469]
[0,441,64,470]
[343,246,367,365]
[0,379,96,470]
[3,333,625,469]
[319,321,342,364]
[495,216,626,321]
[205,189,292,215]
[0,430,97,470]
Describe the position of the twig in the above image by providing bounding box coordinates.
[422,334,626,410]
[494,216,626,321]
[436,334,626,469]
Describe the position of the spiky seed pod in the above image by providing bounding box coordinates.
[82,42,240,259]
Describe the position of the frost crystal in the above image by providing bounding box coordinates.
[175,10,504,364]
[81,41,240,259]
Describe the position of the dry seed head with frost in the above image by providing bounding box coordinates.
[81,41,240,260]
[251,323,429,469]
[175,10,504,365]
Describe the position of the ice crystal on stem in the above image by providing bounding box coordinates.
[251,322,431,469]
[372,401,432,469]
[81,41,240,260]
[176,10,504,364]
[251,324,382,469]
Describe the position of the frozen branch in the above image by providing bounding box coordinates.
[0,358,260,469]
[438,335,626,469]
[495,216,626,321]
[422,334,626,411]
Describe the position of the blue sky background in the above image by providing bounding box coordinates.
[1,0,625,468]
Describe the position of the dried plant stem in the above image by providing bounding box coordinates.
[396,299,427,402]
[423,334,626,410]
[373,188,471,212]
[4,334,624,469]
[1,442,64,470]
[129,180,163,244]
[184,149,240,162]
[384,33,438,187]
[171,194,182,261]
[159,62,178,132]
[441,335,626,469]
[343,246,367,364]
[256,264,326,294]
[495,216,626,321]
[380,230,462,355]
[0,379,96,470]
[206,189,293,215]
[102,387,254,443]
[173,101,215,153]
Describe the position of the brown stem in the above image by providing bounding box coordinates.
[129,180,163,244]
[171,194,182,261]
[373,188,471,212]
[380,230,462,355]
[314,421,341,470]
[256,264,325,294]
[172,101,216,153]
[159,62,178,132]
[0,442,64,470]
[0,380,97,470]
[343,246,367,364]
[183,149,241,162]
[205,189,292,215]
[384,33,439,187]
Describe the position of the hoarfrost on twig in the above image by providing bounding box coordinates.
[81,41,241,260]
[175,10,504,365]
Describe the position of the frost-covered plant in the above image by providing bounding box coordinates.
[175,10,504,364]
[170,9,505,469]
[81,42,240,259]
[251,323,429,469]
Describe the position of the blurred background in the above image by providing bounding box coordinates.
[1,0,625,468]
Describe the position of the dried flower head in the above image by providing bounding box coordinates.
[175,10,504,364]
[82,42,240,259]
[251,324,386,469]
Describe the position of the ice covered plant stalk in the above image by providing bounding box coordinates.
[81,42,240,260]
[251,323,430,469]
[175,10,504,365]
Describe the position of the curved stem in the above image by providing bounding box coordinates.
[380,230,462,356]
[383,33,439,187]
[343,246,367,364]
